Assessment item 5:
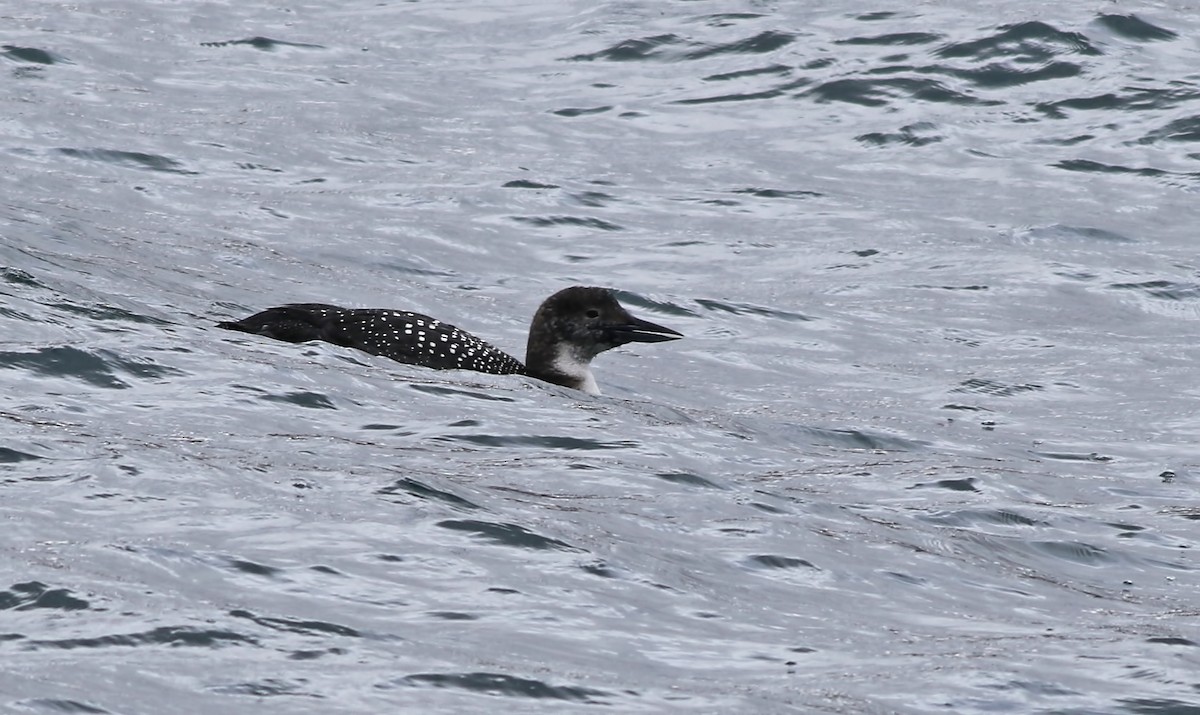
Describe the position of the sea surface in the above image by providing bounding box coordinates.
[2,1,1199,713]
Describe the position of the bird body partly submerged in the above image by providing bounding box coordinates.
[217,286,681,394]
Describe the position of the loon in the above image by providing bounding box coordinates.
[217,286,682,394]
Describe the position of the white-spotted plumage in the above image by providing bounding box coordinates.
[218,286,682,393]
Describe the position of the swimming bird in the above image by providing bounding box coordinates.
[217,286,682,394]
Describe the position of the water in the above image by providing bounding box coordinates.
[3,1,1199,713]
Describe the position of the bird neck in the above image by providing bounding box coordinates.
[524,342,601,395]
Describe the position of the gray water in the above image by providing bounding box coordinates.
[3,1,1199,713]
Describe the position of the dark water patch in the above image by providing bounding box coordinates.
[674,85,801,105]
[732,187,822,200]
[261,205,291,219]
[503,179,559,189]
[57,148,196,175]
[2,45,68,65]
[685,31,796,60]
[288,647,346,660]
[261,391,337,410]
[510,215,623,231]
[224,558,283,578]
[801,426,924,451]
[856,11,898,21]
[1,582,91,611]
[428,611,477,621]
[884,571,926,586]
[26,626,257,650]
[3,472,77,485]
[551,106,611,117]
[836,32,943,47]
[1036,88,1199,119]
[11,700,110,713]
[1031,540,1113,566]
[200,37,325,51]
[1,267,45,288]
[377,477,482,511]
[702,64,791,83]
[0,447,45,463]
[945,61,1083,89]
[236,161,284,173]
[436,520,581,552]
[935,21,1101,62]
[1139,116,1200,145]
[910,477,980,492]
[943,404,989,412]
[1109,280,1200,302]
[653,471,724,489]
[695,298,813,322]
[0,347,182,389]
[1031,450,1113,463]
[913,284,988,291]
[1146,637,1196,646]
[1096,14,1179,42]
[568,30,792,63]
[395,672,613,703]
[858,122,943,147]
[368,259,456,279]
[1040,134,1095,146]
[50,302,173,326]
[1054,159,1196,181]
[580,560,618,578]
[208,678,320,697]
[747,555,816,570]
[952,379,1043,398]
[749,501,788,514]
[699,13,766,28]
[434,434,638,451]
[565,34,692,62]
[1021,224,1137,243]
[408,384,516,402]
[921,509,1041,528]
[1117,698,1200,714]
[806,76,993,107]
[230,609,361,638]
[569,191,617,207]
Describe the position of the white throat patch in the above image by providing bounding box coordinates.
[553,347,601,395]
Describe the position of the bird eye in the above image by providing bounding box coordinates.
[585,309,600,319]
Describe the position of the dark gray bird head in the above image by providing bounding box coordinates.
[523,286,682,394]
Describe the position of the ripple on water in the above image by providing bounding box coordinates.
[436,520,583,552]
[23,626,258,651]
[391,672,614,705]
[1,581,91,611]
[1095,14,1179,42]
[229,609,361,638]
[2,45,69,65]
[0,448,45,464]
[432,433,640,451]
[0,347,184,389]
[198,37,325,51]
[56,148,197,175]
[376,477,483,511]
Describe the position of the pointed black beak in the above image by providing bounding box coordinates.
[609,314,684,344]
